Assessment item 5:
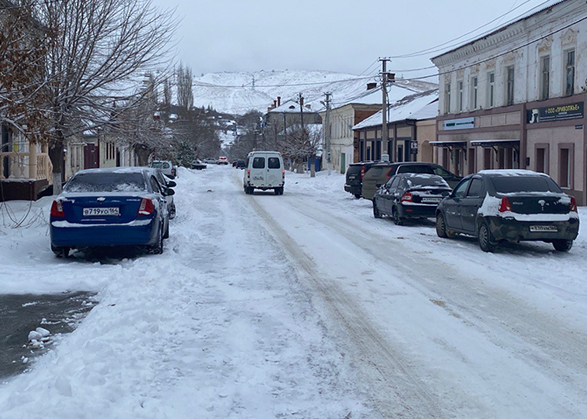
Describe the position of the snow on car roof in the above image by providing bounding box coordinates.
[478,169,547,177]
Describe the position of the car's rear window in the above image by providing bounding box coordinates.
[347,165,364,175]
[490,176,562,193]
[365,166,389,177]
[65,173,146,193]
[397,165,435,174]
[252,157,265,169]
[405,175,448,187]
[268,157,281,169]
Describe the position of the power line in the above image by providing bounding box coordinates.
[407,12,587,82]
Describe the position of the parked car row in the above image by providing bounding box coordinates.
[353,161,580,253]
[50,166,177,258]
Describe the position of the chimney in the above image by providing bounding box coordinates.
[273,100,277,107]
[277,96,281,106]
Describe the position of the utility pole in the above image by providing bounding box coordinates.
[324,92,332,173]
[380,57,390,162]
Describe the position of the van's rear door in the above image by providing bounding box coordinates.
[250,155,267,186]
[266,155,282,187]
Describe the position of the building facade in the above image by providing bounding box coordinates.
[320,103,380,173]
[431,0,587,203]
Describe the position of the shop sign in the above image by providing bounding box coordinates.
[527,102,584,123]
[443,117,474,131]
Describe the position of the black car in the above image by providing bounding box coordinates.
[344,161,376,199]
[435,170,580,252]
[373,173,452,225]
[235,159,246,169]
[361,161,462,201]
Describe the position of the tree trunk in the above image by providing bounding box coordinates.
[310,156,316,177]
[49,141,64,195]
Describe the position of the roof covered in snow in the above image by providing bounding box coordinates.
[353,90,439,130]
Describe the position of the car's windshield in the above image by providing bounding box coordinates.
[490,176,562,193]
[64,173,146,193]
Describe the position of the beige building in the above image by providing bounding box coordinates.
[320,103,380,173]
[431,0,587,204]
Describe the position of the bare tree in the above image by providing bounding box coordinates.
[280,125,322,175]
[34,0,177,193]
[176,63,194,112]
[0,0,51,143]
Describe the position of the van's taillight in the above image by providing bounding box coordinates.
[282,170,285,179]
[499,197,512,212]
[400,192,413,202]
[50,200,65,218]
[138,198,155,216]
[247,169,251,179]
[361,166,365,179]
[570,196,578,212]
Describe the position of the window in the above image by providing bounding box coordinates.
[468,148,476,174]
[565,50,575,96]
[268,157,281,169]
[445,83,451,114]
[457,80,463,112]
[506,66,515,106]
[559,147,572,188]
[487,72,495,107]
[252,157,265,169]
[471,76,478,109]
[540,55,550,100]
[536,147,547,173]
[453,179,471,199]
[466,178,483,197]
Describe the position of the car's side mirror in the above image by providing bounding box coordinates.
[164,188,175,196]
[167,181,177,188]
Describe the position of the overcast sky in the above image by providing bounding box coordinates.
[150,0,558,79]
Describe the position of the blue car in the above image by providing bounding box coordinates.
[50,167,174,257]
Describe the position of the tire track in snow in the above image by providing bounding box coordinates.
[241,186,444,418]
[278,193,587,417]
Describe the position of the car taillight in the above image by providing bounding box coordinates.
[361,166,365,179]
[247,169,251,179]
[282,170,285,179]
[138,198,155,216]
[50,200,65,218]
[499,196,512,213]
[570,196,578,212]
[400,192,413,202]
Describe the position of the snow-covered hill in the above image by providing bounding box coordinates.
[192,70,437,115]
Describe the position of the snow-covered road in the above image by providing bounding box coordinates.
[0,165,586,418]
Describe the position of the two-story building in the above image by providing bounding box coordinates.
[431,0,587,203]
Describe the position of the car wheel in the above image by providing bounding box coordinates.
[51,245,69,258]
[478,222,496,252]
[552,239,573,252]
[169,204,176,219]
[373,201,382,218]
[436,213,449,238]
[354,194,361,199]
[163,220,170,239]
[392,207,404,226]
[149,224,164,254]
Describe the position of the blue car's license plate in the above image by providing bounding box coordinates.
[83,207,120,216]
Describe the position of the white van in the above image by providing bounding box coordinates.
[243,151,285,195]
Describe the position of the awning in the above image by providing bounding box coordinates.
[429,141,467,152]
[470,139,519,150]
